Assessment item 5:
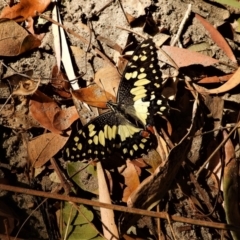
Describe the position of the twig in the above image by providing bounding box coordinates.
[171,4,192,47]
[195,122,240,178]
[0,183,240,232]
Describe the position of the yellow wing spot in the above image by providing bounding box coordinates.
[104,125,108,138]
[72,147,77,151]
[150,95,155,100]
[134,79,151,86]
[78,130,82,134]
[99,130,105,146]
[107,125,112,140]
[93,135,98,145]
[118,124,141,142]
[112,125,117,139]
[140,68,145,72]
[152,69,156,74]
[150,51,154,55]
[137,73,147,79]
[155,76,159,80]
[141,43,150,47]
[132,71,138,79]
[157,100,162,105]
[89,129,96,137]
[140,55,147,61]
[131,86,147,95]
[133,55,139,61]
[76,154,80,158]
[125,72,132,80]
[94,150,98,154]
[82,153,86,156]
[141,138,147,143]
[77,143,82,150]
[142,50,147,54]
[130,150,134,156]
[71,156,75,160]
[133,144,138,151]
[66,148,70,157]
[160,106,166,112]
[74,136,79,142]
[82,132,86,138]
[139,143,145,149]
[123,148,128,154]
[88,124,95,132]
[154,83,161,88]
[133,93,147,101]
[88,149,92,154]
[88,139,93,144]
[134,98,150,125]
[149,64,153,68]
[101,151,104,155]
[118,125,127,141]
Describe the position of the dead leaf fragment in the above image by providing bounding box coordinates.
[29,90,62,134]
[161,46,219,67]
[12,79,40,96]
[28,131,71,168]
[0,19,41,56]
[0,0,51,22]
[72,84,116,108]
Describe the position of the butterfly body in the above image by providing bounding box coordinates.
[65,39,169,161]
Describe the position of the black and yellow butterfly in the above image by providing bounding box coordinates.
[65,38,169,161]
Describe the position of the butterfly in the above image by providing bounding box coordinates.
[65,38,169,161]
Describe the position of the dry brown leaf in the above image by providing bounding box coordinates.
[161,45,219,67]
[0,19,41,56]
[197,74,233,84]
[94,66,121,97]
[29,90,62,134]
[28,130,71,168]
[53,106,79,131]
[121,160,140,202]
[195,13,237,63]
[0,0,51,22]
[72,84,116,108]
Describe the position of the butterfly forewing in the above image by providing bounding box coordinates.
[118,38,168,125]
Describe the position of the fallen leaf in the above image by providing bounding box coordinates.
[28,130,71,168]
[72,84,116,108]
[0,19,41,56]
[0,0,51,22]
[161,45,219,67]
[94,66,121,97]
[53,106,79,131]
[195,13,237,63]
[197,74,233,84]
[29,90,62,134]
[121,160,140,202]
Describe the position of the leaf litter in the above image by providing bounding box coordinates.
[1,0,240,239]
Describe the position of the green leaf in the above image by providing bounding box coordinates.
[67,162,99,194]
[62,202,94,225]
[214,0,240,8]
[64,224,99,240]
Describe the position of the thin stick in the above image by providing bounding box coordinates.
[171,4,192,46]
[0,183,239,232]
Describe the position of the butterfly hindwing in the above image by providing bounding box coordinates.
[65,111,154,160]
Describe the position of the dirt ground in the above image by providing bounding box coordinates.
[0,0,239,239]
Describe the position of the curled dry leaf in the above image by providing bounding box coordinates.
[0,0,51,22]
[121,160,140,202]
[29,90,62,134]
[197,74,233,84]
[72,84,116,108]
[12,79,40,96]
[0,19,41,56]
[199,67,240,94]
[28,130,71,168]
[195,13,237,63]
